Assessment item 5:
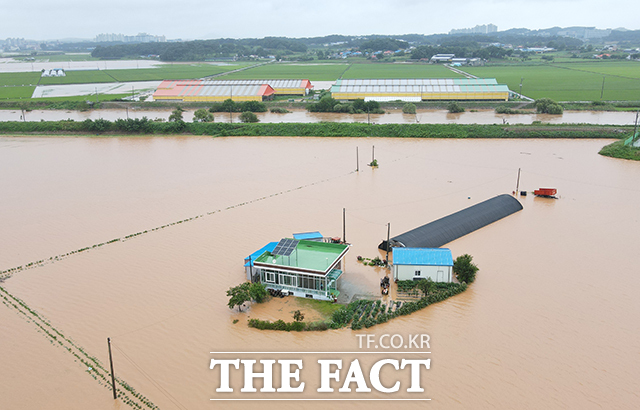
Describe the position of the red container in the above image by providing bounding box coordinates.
[534,188,557,196]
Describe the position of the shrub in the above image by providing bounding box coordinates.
[535,98,564,115]
[239,100,267,112]
[307,95,338,112]
[447,101,465,113]
[305,321,329,331]
[453,254,479,284]
[333,103,354,113]
[402,103,416,114]
[269,107,290,113]
[193,108,214,123]
[293,310,304,322]
[168,107,184,122]
[495,106,521,114]
[239,111,259,123]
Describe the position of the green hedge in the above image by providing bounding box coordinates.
[0,119,631,139]
[246,283,468,332]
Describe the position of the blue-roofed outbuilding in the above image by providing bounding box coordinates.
[293,231,323,241]
[392,248,454,282]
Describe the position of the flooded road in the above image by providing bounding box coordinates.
[1,107,639,125]
[1,136,639,410]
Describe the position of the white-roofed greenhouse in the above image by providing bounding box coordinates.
[331,78,510,101]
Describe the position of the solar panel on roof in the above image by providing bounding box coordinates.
[272,238,299,256]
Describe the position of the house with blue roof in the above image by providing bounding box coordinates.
[392,248,453,282]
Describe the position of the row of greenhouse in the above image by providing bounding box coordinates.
[152,77,510,102]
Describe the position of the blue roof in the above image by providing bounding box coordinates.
[244,242,278,267]
[293,231,323,240]
[392,248,453,266]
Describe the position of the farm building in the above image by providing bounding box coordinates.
[392,248,453,282]
[430,54,455,63]
[331,78,510,102]
[245,238,349,301]
[380,194,523,250]
[199,79,313,95]
[153,80,275,102]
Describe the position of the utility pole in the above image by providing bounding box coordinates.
[385,223,391,264]
[515,168,521,194]
[96,87,99,103]
[342,208,346,244]
[107,338,117,400]
[633,110,639,143]
[356,147,359,172]
[372,145,375,163]
[600,76,605,100]
[519,77,524,98]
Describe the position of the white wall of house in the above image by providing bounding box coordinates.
[393,264,452,282]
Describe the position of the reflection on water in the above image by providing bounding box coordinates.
[0,137,639,409]
[1,108,638,125]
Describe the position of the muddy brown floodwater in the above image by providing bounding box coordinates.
[0,136,639,410]
[1,108,639,125]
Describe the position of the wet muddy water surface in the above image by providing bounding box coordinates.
[1,136,639,410]
[1,108,639,125]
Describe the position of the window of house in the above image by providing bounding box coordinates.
[266,272,275,283]
[415,270,421,276]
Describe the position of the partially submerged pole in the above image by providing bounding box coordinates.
[107,337,117,400]
[515,168,521,194]
[386,223,390,264]
[356,147,359,172]
[372,145,375,162]
[342,208,346,243]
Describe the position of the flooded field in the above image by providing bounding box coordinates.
[1,136,639,410]
[1,107,639,125]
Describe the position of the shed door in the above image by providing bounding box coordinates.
[436,270,444,282]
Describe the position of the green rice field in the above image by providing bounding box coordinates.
[107,63,253,82]
[36,63,251,85]
[38,70,118,85]
[0,85,36,100]
[341,63,462,79]
[2,59,639,102]
[0,72,41,86]
[465,61,640,101]
[222,62,350,81]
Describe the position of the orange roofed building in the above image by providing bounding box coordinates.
[153,80,275,102]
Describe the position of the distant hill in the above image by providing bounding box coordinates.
[85,27,640,61]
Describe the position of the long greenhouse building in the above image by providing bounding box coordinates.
[153,80,275,102]
[331,78,510,101]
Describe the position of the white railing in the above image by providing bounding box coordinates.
[266,283,328,296]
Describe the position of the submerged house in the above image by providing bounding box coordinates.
[392,248,453,282]
[245,238,349,301]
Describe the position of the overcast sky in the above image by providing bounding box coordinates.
[2,0,639,41]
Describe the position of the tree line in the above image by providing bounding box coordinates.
[91,37,307,61]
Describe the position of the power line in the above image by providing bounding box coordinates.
[112,343,190,410]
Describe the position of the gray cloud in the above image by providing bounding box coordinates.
[1,0,637,40]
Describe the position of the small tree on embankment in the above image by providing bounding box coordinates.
[453,254,479,284]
